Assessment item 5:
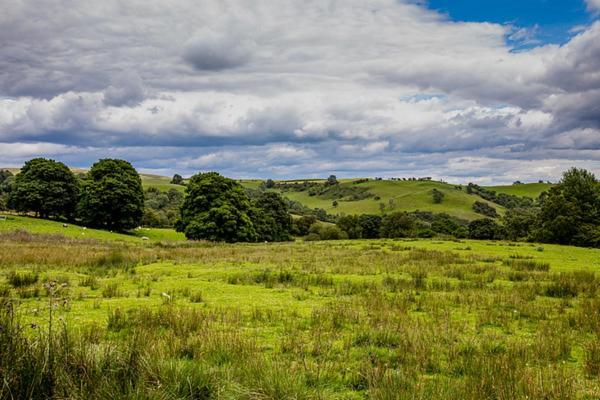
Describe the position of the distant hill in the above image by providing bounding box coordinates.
[240,179,507,221]
[3,166,551,221]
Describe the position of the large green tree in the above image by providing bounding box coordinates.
[8,158,78,219]
[176,172,257,242]
[534,168,600,247]
[77,159,144,231]
[251,191,293,242]
[380,212,416,238]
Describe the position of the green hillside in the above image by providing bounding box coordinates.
[484,182,553,198]
[0,214,185,242]
[244,179,505,221]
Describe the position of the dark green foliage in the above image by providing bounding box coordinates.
[472,201,498,218]
[358,214,382,239]
[292,215,317,236]
[251,191,292,242]
[0,170,12,211]
[502,207,539,241]
[380,212,416,238]
[533,168,600,247]
[337,215,363,239]
[77,159,144,231]
[170,174,184,185]
[177,172,257,242]
[326,175,338,186]
[264,178,275,188]
[8,158,78,219]
[431,188,445,204]
[466,183,534,209]
[142,187,183,227]
[468,218,503,240]
[306,223,347,240]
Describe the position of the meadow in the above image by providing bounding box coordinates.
[1,222,600,399]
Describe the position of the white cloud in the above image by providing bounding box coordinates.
[0,0,598,182]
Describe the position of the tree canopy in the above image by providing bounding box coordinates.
[77,159,144,231]
[176,172,257,242]
[533,168,600,247]
[8,158,78,219]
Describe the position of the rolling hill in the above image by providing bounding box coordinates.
[4,165,550,221]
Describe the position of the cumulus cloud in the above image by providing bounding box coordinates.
[587,0,600,12]
[0,0,599,183]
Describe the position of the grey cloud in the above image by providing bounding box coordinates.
[182,29,256,71]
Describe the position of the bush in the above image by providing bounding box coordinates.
[472,201,498,218]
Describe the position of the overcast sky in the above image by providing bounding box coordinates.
[1,0,599,184]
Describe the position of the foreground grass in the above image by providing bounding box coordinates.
[1,231,600,398]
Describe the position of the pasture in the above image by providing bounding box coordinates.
[1,226,600,399]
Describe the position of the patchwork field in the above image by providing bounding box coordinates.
[1,225,599,398]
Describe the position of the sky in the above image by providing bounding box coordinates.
[0,0,599,184]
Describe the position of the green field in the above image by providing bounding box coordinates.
[255,180,504,220]
[1,218,599,398]
[0,214,186,242]
[485,182,553,198]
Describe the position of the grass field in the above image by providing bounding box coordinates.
[1,221,599,398]
[256,180,504,220]
[485,182,553,198]
[0,214,186,242]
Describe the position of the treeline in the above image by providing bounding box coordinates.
[2,159,599,247]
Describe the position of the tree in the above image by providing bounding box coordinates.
[468,218,502,240]
[326,175,338,186]
[0,170,13,211]
[337,215,363,239]
[502,207,538,241]
[332,200,338,208]
[358,214,382,239]
[171,174,184,185]
[472,201,498,218]
[533,168,600,247]
[77,159,144,231]
[380,212,416,238]
[8,158,78,219]
[176,172,257,242]
[293,215,317,236]
[252,191,292,242]
[431,189,445,204]
[265,179,275,189]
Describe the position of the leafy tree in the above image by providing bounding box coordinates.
[380,212,416,238]
[337,215,363,239]
[293,215,317,236]
[252,191,292,242]
[0,170,14,211]
[431,188,445,204]
[171,174,184,185]
[265,179,275,189]
[533,168,600,247]
[306,223,347,240]
[142,187,183,227]
[472,201,498,218]
[326,175,338,186]
[332,200,338,208]
[77,159,144,231]
[468,218,502,240]
[502,207,538,241]
[8,158,78,219]
[358,214,382,239]
[176,172,256,242]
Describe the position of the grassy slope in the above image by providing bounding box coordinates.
[484,182,553,198]
[0,214,186,242]
[254,180,504,220]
